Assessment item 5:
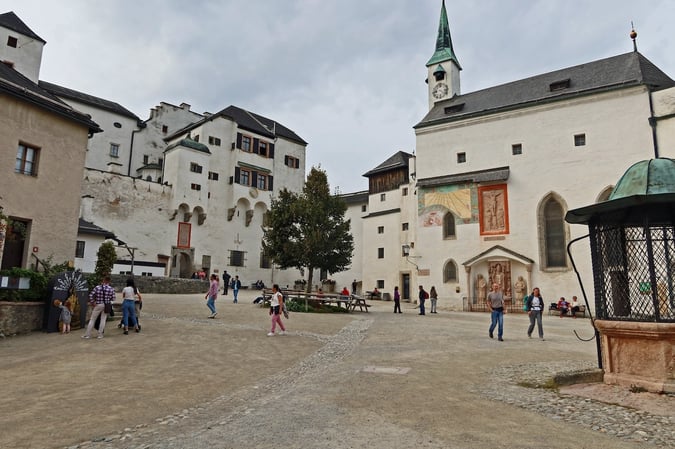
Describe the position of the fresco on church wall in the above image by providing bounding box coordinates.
[418,183,478,227]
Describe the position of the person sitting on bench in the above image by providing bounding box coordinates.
[557,297,569,317]
[570,296,581,318]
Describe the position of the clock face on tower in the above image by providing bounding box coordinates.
[432,82,449,99]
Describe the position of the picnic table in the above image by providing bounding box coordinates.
[260,290,370,312]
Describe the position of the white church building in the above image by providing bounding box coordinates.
[339,1,675,311]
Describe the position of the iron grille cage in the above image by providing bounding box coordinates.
[590,221,675,322]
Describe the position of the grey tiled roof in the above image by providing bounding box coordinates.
[169,105,307,146]
[339,190,369,204]
[363,151,414,177]
[0,63,101,133]
[39,80,140,121]
[416,52,675,129]
[78,218,115,238]
[165,136,211,154]
[417,166,509,188]
[0,11,45,43]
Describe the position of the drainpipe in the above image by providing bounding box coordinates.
[647,89,659,159]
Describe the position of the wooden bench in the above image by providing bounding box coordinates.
[548,303,586,317]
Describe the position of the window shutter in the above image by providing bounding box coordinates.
[234,167,240,184]
[268,175,273,191]
[251,172,258,186]
[269,143,275,158]
[236,133,242,149]
[253,138,260,154]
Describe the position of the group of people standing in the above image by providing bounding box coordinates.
[390,285,438,315]
[81,276,141,339]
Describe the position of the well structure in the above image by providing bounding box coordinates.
[566,158,675,393]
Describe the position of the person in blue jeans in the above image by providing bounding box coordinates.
[418,285,428,315]
[231,275,241,303]
[487,282,505,341]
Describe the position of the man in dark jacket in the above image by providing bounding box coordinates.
[222,270,231,295]
[418,285,428,315]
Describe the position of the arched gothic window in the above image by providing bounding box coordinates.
[444,260,458,283]
[443,212,456,239]
[543,198,566,267]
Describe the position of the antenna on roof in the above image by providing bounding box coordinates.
[630,21,638,52]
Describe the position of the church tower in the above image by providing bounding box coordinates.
[426,0,461,110]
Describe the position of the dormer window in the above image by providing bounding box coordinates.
[444,103,465,114]
[549,78,571,92]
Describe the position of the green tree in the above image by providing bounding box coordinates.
[263,167,354,292]
[93,240,117,285]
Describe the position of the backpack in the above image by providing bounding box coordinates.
[522,295,530,311]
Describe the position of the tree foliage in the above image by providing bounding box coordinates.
[263,167,354,291]
[93,240,117,284]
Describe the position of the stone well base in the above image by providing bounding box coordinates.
[595,320,675,393]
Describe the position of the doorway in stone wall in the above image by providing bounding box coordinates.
[1,219,28,270]
[401,273,411,300]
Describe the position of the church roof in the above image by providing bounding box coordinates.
[0,11,45,43]
[39,81,141,122]
[363,151,414,177]
[416,51,675,129]
[0,63,101,134]
[170,105,307,146]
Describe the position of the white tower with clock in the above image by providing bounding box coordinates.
[427,0,461,110]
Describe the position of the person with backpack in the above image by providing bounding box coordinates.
[267,284,286,336]
[418,285,428,315]
[525,287,545,340]
[222,270,231,295]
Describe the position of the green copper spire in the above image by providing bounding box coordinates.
[426,0,461,68]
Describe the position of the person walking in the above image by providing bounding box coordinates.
[205,274,219,318]
[418,285,428,315]
[429,286,438,313]
[393,286,402,313]
[487,282,505,341]
[267,284,286,336]
[222,270,231,295]
[121,278,141,334]
[82,276,115,339]
[231,275,241,303]
[525,287,545,340]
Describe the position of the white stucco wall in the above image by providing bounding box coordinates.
[413,86,659,311]
[0,25,44,83]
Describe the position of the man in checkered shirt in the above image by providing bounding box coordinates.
[82,276,116,339]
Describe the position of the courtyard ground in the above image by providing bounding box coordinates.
[0,290,672,449]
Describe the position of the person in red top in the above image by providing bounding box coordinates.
[557,297,570,317]
[340,287,350,297]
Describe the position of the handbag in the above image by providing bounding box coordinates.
[104,302,113,316]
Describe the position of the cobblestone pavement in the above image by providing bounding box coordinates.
[1,291,672,449]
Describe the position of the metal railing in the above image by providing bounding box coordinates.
[463,296,527,314]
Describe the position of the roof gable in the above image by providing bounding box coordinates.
[363,151,414,177]
[0,11,45,43]
[416,52,675,128]
[168,105,307,146]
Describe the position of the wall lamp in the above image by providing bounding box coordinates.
[402,244,419,271]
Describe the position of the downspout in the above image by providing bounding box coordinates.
[647,89,659,158]
[128,127,139,177]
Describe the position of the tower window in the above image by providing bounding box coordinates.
[512,144,522,155]
[7,36,17,48]
[574,134,586,147]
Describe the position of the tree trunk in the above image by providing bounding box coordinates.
[306,267,314,293]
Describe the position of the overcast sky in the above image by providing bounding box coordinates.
[8,0,675,193]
